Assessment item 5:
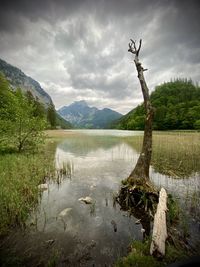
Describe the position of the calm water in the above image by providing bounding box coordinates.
[31,130,144,266]
[3,130,200,266]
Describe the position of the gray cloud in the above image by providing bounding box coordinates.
[0,0,200,114]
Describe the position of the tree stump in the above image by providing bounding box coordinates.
[150,188,168,257]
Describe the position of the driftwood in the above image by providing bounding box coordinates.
[150,188,168,257]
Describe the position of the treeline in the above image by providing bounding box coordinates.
[113,79,200,130]
[0,74,70,152]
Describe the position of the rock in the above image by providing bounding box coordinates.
[38,183,48,190]
[78,196,93,204]
[111,220,117,232]
[58,208,72,217]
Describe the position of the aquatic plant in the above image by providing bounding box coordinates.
[0,144,56,234]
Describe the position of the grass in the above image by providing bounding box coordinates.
[115,235,189,267]
[0,142,56,235]
[116,239,162,267]
[152,132,200,177]
[123,131,200,178]
[117,131,200,267]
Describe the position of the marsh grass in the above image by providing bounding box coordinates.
[115,238,188,267]
[56,160,74,184]
[89,201,96,216]
[123,131,200,178]
[152,132,200,177]
[0,144,56,234]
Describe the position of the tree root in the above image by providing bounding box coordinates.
[116,178,159,235]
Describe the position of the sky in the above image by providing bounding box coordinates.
[0,0,200,114]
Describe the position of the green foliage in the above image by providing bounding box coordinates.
[167,194,180,224]
[0,74,47,152]
[114,79,200,130]
[194,119,200,130]
[116,240,162,267]
[0,147,56,234]
[116,228,188,267]
[47,103,57,128]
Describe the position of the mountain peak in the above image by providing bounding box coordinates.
[58,101,122,129]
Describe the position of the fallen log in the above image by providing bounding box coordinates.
[150,187,168,258]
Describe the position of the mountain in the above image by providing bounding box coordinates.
[57,100,122,128]
[0,58,71,129]
[112,79,200,130]
[0,58,53,106]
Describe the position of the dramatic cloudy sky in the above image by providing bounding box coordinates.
[0,0,199,114]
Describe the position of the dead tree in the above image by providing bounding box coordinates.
[127,39,154,184]
[118,41,168,250]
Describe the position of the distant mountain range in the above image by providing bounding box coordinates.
[0,58,122,129]
[0,58,71,129]
[58,100,122,128]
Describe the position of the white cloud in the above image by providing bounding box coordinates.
[0,0,199,114]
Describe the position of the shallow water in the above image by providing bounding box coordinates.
[30,130,144,266]
[2,130,200,266]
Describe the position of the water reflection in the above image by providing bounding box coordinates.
[31,130,199,265]
[31,131,144,266]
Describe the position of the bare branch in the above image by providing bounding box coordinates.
[137,39,142,56]
[128,39,142,57]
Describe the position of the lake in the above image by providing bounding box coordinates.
[3,130,200,266]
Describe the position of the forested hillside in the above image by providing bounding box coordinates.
[0,74,71,152]
[113,79,200,130]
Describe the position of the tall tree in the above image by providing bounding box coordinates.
[47,103,57,128]
[127,39,154,184]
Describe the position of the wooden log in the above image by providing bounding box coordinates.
[150,187,168,257]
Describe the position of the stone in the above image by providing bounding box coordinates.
[78,196,93,204]
[58,208,72,217]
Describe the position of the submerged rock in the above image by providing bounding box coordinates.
[78,196,93,204]
[38,183,48,190]
[111,220,117,232]
[58,208,72,217]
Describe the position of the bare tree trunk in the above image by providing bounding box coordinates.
[127,39,154,183]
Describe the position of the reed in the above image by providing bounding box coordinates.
[123,131,200,178]
[0,144,56,234]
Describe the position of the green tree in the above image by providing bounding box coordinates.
[25,91,46,118]
[13,89,47,152]
[114,79,200,130]
[194,120,200,130]
[47,103,57,128]
[0,74,47,152]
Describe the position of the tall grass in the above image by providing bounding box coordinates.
[152,132,200,177]
[0,144,56,234]
[123,131,200,178]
